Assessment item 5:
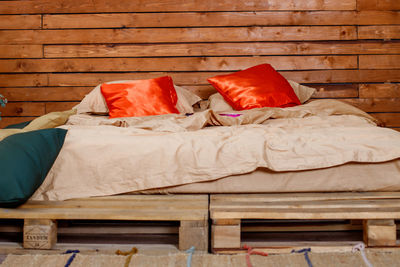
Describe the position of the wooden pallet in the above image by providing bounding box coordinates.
[210,192,400,253]
[0,194,209,251]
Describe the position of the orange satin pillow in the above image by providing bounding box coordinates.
[100,76,179,118]
[207,64,301,110]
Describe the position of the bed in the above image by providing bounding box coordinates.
[1,64,400,252]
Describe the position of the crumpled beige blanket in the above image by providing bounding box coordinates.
[31,100,400,201]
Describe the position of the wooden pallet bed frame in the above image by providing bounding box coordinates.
[0,0,399,255]
[1,192,400,253]
[210,192,400,253]
[0,195,209,251]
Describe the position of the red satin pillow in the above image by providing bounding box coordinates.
[207,64,301,110]
[100,76,179,118]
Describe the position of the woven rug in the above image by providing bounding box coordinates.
[1,250,400,267]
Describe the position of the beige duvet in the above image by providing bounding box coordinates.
[31,100,400,201]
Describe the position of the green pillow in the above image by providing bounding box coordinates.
[0,128,67,207]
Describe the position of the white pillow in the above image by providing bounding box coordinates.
[75,81,201,115]
[209,80,315,112]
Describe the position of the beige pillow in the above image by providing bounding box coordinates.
[209,80,315,112]
[0,109,76,141]
[287,80,316,104]
[75,81,201,115]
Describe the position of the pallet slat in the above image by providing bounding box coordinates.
[211,192,400,202]
[211,193,400,252]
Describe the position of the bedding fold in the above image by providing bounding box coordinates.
[30,99,400,201]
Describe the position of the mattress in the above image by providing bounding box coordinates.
[141,160,400,194]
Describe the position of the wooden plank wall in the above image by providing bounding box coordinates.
[0,0,399,130]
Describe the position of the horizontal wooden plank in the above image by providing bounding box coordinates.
[358,11,400,25]
[359,26,400,40]
[359,70,400,83]
[45,102,77,113]
[42,11,400,29]
[360,55,400,70]
[0,15,41,29]
[341,98,400,112]
[0,117,35,129]
[0,27,357,44]
[0,45,43,58]
[22,199,207,210]
[212,199,400,210]
[0,194,208,220]
[0,208,207,221]
[211,208,400,220]
[211,192,400,203]
[0,0,357,14]
[43,41,400,58]
[359,83,400,98]
[311,84,359,98]
[0,56,357,73]
[357,0,400,10]
[1,87,91,101]
[371,113,400,127]
[289,70,400,83]
[1,102,45,116]
[1,70,397,88]
[211,193,400,220]
[0,74,48,87]
[46,70,400,87]
[242,223,363,232]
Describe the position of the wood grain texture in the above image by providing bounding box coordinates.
[42,11,400,29]
[0,0,399,127]
[0,27,358,45]
[357,0,400,10]
[311,84,359,98]
[371,113,400,127]
[45,70,400,87]
[359,26,400,40]
[0,15,41,29]
[0,74,48,87]
[0,117,34,129]
[210,193,400,220]
[45,102,77,113]
[1,87,91,101]
[0,0,357,14]
[0,195,209,221]
[43,41,400,58]
[359,83,400,98]
[1,102,45,116]
[0,56,358,73]
[0,45,43,58]
[359,55,400,69]
[342,98,400,112]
